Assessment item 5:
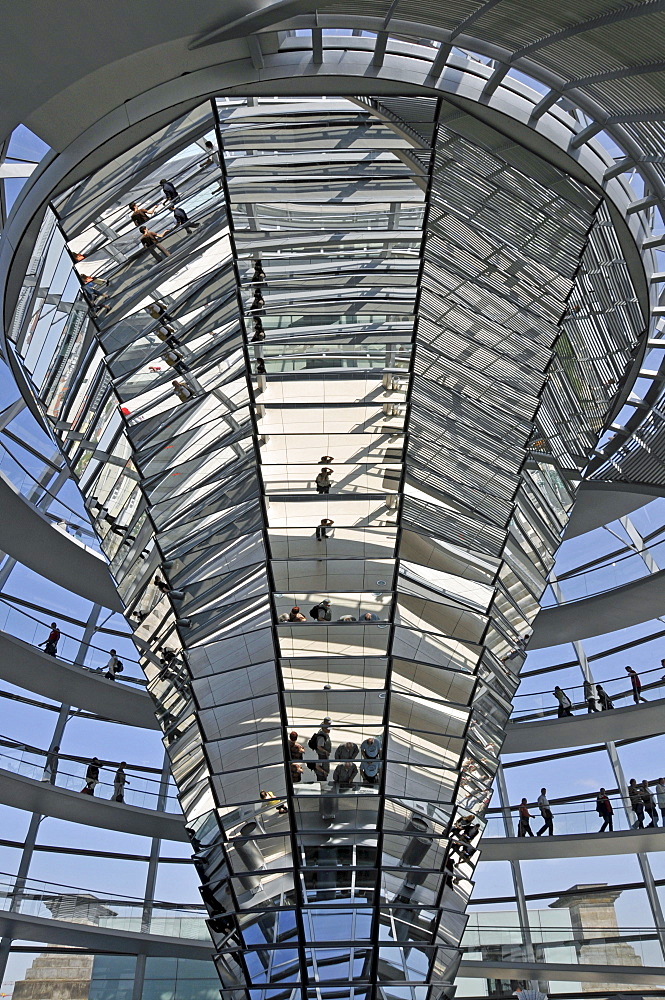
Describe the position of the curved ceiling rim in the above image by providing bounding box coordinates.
[0,50,653,436]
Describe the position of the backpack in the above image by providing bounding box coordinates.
[115,660,124,672]
[309,606,320,619]
[308,732,319,752]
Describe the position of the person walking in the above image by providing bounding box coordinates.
[42,744,59,785]
[113,762,129,802]
[626,666,647,703]
[596,788,614,832]
[171,204,200,234]
[553,685,573,718]
[310,599,332,622]
[160,179,180,204]
[536,787,554,836]
[628,778,645,828]
[139,225,171,261]
[83,757,100,795]
[517,798,534,837]
[640,780,658,827]
[655,777,665,825]
[583,679,599,713]
[316,518,334,541]
[128,201,157,227]
[596,684,614,710]
[105,649,123,680]
[288,606,306,623]
[315,468,333,495]
[38,622,61,656]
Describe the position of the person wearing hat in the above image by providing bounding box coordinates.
[288,606,306,622]
[359,736,382,786]
[311,599,332,622]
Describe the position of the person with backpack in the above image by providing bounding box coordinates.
[596,684,614,710]
[310,600,332,622]
[105,649,124,680]
[38,622,61,656]
[309,720,332,781]
[596,788,614,832]
[82,758,100,795]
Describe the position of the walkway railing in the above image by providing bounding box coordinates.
[0,737,180,813]
[0,871,205,940]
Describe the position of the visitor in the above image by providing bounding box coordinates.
[656,777,665,825]
[200,140,219,169]
[513,985,548,1000]
[316,518,334,541]
[338,615,356,622]
[315,468,333,494]
[596,788,614,832]
[626,666,647,703]
[628,778,645,828]
[536,787,554,836]
[288,732,305,760]
[334,741,359,760]
[290,761,303,783]
[256,358,266,376]
[251,289,264,310]
[583,679,599,713]
[83,757,100,795]
[506,634,529,661]
[312,720,332,781]
[333,759,358,790]
[171,204,200,234]
[113,762,129,802]
[362,612,379,622]
[288,606,306,623]
[320,456,334,464]
[640,780,658,827]
[139,225,170,260]
[38,622,61,656]
[42,744,59,785]
[172,379,194,402]
[310,599,332,621]
[105,649,123,680]
[160,179,179,204]
[80,274,111,314]
[260,789,288,814]
[517,798,534,837]
[596,684,614,710]
[552,685,573,718]
[252,260,266,282]
[128,201,157,226]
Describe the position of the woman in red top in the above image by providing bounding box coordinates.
[39,622,60,656]
[517,798,534,837]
